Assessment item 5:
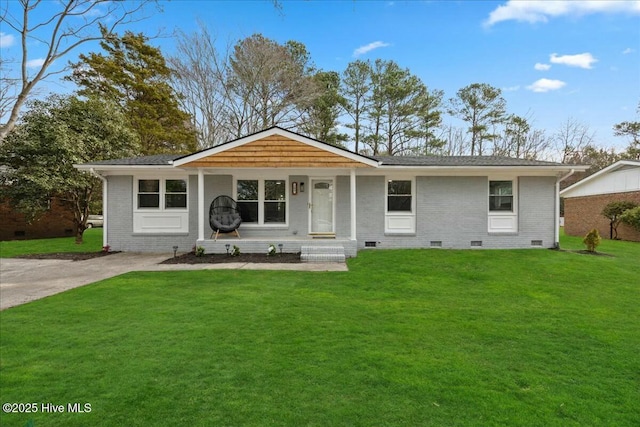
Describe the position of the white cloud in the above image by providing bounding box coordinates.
[526,78,566,92]
[534,63,551,71]
[353,41,390,57]
[622,47,635,54]
[0,32,15,48]
[503,85,520,92]
[484,0,640,27]
[26,58,46,68]
[550,52,597,69]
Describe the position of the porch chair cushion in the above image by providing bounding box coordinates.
[211,212,242,232]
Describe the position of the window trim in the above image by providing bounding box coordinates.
[234,177,289,227]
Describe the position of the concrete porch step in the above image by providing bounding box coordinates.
[300,245,346,263]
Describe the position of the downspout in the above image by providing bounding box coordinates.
[555,169,575,248]
[90,168,108,249]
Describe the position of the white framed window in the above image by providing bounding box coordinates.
[385,177,416,234]
[488,177,518,233]
[235,178,287,226]
[133,177,189,234]
[136,178,188,210]
[387,179,413,212]
[489,180,514,212]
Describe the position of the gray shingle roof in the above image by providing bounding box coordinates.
[85,153,568,168]
[373,155,566,167]
[86,154,180,166]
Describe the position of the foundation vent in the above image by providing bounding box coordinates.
[471,240,483,247]
[430,241,442,247]
[365,241,377,248]
[531,240,543,247]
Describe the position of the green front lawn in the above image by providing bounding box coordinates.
[1,235,638,426]
[0,228,103,257]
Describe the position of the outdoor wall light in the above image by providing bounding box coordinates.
[300,182,305,192]
[292,182,298,195]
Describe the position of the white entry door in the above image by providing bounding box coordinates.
[310,179,334,234]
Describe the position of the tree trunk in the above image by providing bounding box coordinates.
[75,224,85,244]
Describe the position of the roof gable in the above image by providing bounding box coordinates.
[560,160,640,198]
[173,127,378,168]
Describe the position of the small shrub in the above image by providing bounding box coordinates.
[195,246,205,257]
[583,228,601,252]
[231,245,241,256]
[267,244,276,256]
[102,245,111,253]
[620,206,640,232]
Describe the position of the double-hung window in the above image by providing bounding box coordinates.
[488,178,518,233]
[387,180,412,212]
[236,179,287,225]
[489,181,513,212]
[385,178,415,234]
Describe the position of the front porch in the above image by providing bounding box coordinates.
[196,235,358,258]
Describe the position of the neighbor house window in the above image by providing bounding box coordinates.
[236,178,287,225]
[136,178,188,210]
[489,180,513,212]
[387,180,412,212]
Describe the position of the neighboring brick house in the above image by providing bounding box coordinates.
[560,160,640,242]
[0,197,76,241]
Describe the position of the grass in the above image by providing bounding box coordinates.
[1,233,639,426]
[0,228,103,257]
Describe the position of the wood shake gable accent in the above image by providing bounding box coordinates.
[173,128,378,169]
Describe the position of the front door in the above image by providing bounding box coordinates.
[310,179,334,234]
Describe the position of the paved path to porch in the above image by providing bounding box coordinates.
[0,253,347,310]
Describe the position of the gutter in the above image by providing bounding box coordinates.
[89,168,108,249]
[555,169,576,248]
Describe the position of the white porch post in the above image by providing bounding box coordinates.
[198,168,205,241]
[350,168,357,241]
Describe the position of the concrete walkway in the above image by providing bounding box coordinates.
[0,253,347,310]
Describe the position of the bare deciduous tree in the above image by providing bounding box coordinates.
[226,34,318,137]
[491,114,551,160]
[169,24,232,148]
[553,117,595,163]
[0,0,157,141]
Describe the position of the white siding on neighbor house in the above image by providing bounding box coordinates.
[563,166,640,198]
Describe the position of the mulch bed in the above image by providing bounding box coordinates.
[550,248,614,257]
[161,252,302,264]
[573,250,614,257]
[15,251,120,261]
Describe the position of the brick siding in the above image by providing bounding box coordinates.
[564,191,640,242]
[0,198,76,241]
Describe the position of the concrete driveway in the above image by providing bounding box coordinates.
[0,253,347,310]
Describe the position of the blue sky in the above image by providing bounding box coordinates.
[2,0,639,151]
